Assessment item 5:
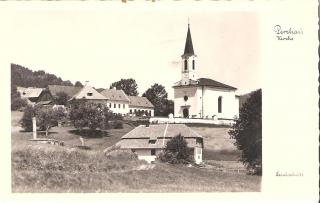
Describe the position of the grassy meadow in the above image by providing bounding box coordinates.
[11,111,261,192]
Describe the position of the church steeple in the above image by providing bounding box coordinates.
[182,23,195,57]
[181,22,197,85]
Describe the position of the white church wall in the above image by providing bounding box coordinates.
[202,87,238,120]
[174,87,198,117]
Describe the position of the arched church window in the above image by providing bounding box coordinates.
[184,60,188,71]
[218,96,222,113]
[184,96,188,101]
[192,60,195,70]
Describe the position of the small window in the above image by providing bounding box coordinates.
[149,140,156,144]
[192,60,195,70]
[184,60,188,71]
[87,92,93,96]
[123,104,125,109]
[151,149,156,155]
[114,103,116,108]
[218,96,222,113]
[109,103,111,108]
[134,109,137,113]
[118,104,120,108]
[130,109,132,113]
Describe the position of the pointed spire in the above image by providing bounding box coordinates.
[183,22,195,57]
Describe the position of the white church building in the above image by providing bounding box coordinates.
[173,24,239,120]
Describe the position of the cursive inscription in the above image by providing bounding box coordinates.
[276,171,304,177]
[274,25,303,41]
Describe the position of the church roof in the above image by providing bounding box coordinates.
[173,78,237,90]
[182,24,195,57]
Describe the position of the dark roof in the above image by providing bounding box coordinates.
[173,78,237,90]
[116,124,203,149]
[128,96,154,108]
[122,124,202,139]
[47,85,81,98]
[197,78,237,90]
[100,88,130,102]
[182,24,195,57]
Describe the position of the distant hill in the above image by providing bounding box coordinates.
[11,63,74,88]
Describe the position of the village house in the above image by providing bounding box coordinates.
[116,124,203,164]
[100,88,130,116]
[127,96,154,117]
[16,86,53,106]
[173,24,239,120]
[46,84,154,117]
[69,85,108,104]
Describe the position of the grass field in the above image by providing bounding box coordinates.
[11,111,261,192]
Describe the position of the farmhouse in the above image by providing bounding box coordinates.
[116,124,203,164]
[46,84,154,116]
[47,85,82,98]
[69,85,108,104]
[128,96,154,117]
[100,88,130,115]
[16,86,53,105]
[173,24,239,119]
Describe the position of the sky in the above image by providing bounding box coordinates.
[5,4,260,99]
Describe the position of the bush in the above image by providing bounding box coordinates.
[112,120,123,129]
[229,89,262,175]
[11,97,28,111]
[20,105,38,132]
[157,134,193,164]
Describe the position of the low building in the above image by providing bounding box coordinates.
[17,86,53,105]
[128,96,154,117]
[116,124,203,164]
[100,88,130,115]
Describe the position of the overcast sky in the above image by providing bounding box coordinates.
[6,4,260,99]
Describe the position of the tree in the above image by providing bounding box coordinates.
[158,134,193,164]
[75,81,83,87]
[36,107,66,137]
[229,89,262,175]
[110,78,138,96]
[11,85,27,111]
[54,92,69,105]
[143,83,171,116]
[69,102,112,131]
[20,105,66,135]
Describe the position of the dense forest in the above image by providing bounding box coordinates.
[11,63,74,88]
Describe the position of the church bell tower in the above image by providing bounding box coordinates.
[181,23,197,85]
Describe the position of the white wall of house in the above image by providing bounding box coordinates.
[107,101,129,115]
[129,107,154,117]
[134,148,160,163]
[194,147,202,164]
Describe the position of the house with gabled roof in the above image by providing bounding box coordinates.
[173,24,239,119]
[69,85,108,104]
[115,123,203,164]
[127,96,154,117]
[100,87,130,115]
[17,86,53,105]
